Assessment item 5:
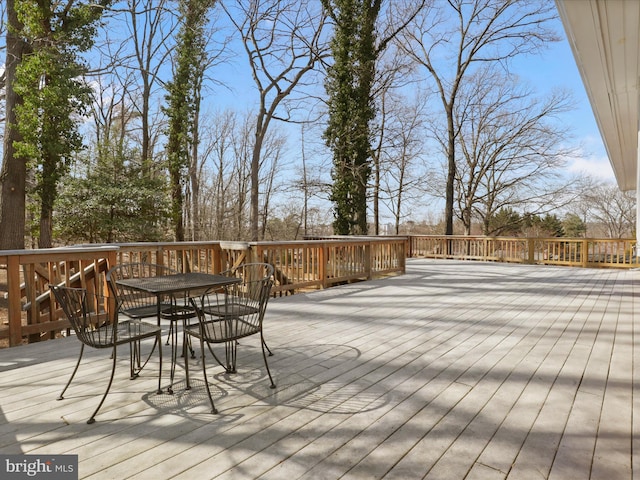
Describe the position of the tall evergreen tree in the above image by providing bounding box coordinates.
[322,0,379,235]
[163,0,215,242]
[12,0,109,247]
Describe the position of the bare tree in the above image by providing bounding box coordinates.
[579,180,636,238]
[195,109,237,239]
[295,121,331,236]
[108,0,176,170]
[377,91,429,234]
[449,68,576,235]
[221,0,327,241]
[196,108,285,241]
[256,126,288,240]
[370,44,417,234]
[164,0,217,242]
[399,0,558,236]
[185,10,231,242]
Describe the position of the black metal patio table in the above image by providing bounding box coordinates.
[115,272,241,393]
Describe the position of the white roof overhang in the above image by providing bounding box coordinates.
[556,0,640,191]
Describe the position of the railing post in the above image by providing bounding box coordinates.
[365,241,372,280]
[106,248,117,272]
[156,245,165,267]
[582,239,589,268]
[320,244,328,289]
[7,255,23,347]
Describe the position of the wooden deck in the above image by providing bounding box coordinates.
[1,259,638,479]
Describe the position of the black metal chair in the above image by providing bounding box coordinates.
[106,262,197,363]
[50,285,163,424]
[185,263,276,413]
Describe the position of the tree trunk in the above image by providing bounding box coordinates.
[251,109,266,242]
[189,88,202,241]
[251,136,262,242]
[444,106,456,237]
[0,0,28,250]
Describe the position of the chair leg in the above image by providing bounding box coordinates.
[128,336,159,379]
[168,320,179,394]
[263,338,274,357]
[187,334,195,359]
[205,342,227,372]
[156,332,163,394]
[166,322,173,346]
[200,339,218,414]
[260,332,276,389]
[58,343,85,401]
[184,334,192,391]
[144,336,158,374]
[182,318,195,359]
[129,341,138,380]
[87,345,118,424]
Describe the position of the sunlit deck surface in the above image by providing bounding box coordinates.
[1,259,639,479]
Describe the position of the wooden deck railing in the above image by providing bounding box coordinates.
[0,237,406,347]
[409,235,640,268]
[4,234,635,348]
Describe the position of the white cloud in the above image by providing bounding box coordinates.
[565,134,617,183]
[566,154,616,182]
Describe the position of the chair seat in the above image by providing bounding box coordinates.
[115,320,163,341]
[185,318,260,343]
[160,304,197,321]
[78,319,161,348]
[121,303,172,320]
[203,302,259,317]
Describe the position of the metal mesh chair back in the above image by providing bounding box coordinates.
[107,263,179,320]
[198,263,274,341]
[51,286,119,348]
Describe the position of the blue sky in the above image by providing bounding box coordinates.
[514,17,614,183]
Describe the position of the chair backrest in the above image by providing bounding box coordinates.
[222,261,273,296]
[226,262,274,315]
[193,263,274,342]
[106,263,179,318]
[50,285,119,348]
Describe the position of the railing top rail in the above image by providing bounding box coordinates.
[0,245,120,256]
[301,236,409,242]
[411,235,635,242]
[80,241,220,248]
